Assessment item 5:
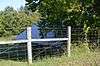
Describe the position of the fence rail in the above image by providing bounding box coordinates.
[0,38,68,44]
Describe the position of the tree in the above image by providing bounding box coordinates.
[25,0,41,11]
[25,0,96,42]
[94,0,100,16]
[0,6,40,37]
[25,0,95,26]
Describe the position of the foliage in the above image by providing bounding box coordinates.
[94,0,100,15]
[25,0,96,42]
[25,0,95,26]
[0,6,40,37]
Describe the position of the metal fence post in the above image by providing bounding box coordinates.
[27,27,32,64]
[68,26,71,57]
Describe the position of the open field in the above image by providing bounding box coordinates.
[0,45,99,66]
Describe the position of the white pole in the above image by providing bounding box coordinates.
[27,27,32,64]
[67,26,71,57]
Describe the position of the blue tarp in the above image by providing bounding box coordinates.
[16,25,55,40]
[16,25,64,52]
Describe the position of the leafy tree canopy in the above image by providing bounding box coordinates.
[25,0,97,42]
[0,6,40,36]
[25,0,96,28]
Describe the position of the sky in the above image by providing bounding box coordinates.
[0,0,25,10]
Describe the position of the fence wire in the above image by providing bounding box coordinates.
[0,27,68,62]
[0,27,99,62]
[71,27,100,47]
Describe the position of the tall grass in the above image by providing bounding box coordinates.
[0,43,100,66]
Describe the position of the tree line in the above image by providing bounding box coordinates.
[0,6,40,37]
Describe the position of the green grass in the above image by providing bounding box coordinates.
[0,52,99,66]
[0,44,100,66]
[0,36,16,41]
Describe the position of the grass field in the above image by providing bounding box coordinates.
[0,44,100,66]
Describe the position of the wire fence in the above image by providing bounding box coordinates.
[72,27,100,43]
[71,27,100,49]
[0,26,99,63]
[0,26,69,63]
[0,43,27,61]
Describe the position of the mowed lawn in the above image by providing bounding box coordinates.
[0,45,100,66]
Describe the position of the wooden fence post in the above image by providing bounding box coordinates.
[67,26,71,57]
[27,27,32,64]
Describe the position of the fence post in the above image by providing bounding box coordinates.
[27,27,32,64]
[67,26,71,57]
